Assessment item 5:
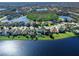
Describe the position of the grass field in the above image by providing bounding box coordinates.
[0,32,78,40]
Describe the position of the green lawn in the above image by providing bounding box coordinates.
[0,32,78,40]
[53,32,76,40]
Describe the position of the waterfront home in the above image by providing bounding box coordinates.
[72,25,79,34]
[59,25,66,33]
[0,22,78,36]
[74,30,79,34]
[50,26,59,33]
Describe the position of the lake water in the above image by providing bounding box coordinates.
[59,16,73,21]
[0,8,6,11]
[1,16,29,23]
[0,37,79,56]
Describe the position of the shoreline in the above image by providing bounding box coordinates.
[0,32,78,40]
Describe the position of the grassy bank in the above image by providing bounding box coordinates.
[0,32,78,40]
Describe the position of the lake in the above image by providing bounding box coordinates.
[0,8,6,11]
[0,37,79,56]
[59,16,73,21]
[1,16,29,23]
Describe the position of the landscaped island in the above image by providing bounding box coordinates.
[0,7,79,40]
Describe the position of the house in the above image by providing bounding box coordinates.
[50,26,59,33]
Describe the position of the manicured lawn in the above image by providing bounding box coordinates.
[53,32,76,40]
[0,32,77,40]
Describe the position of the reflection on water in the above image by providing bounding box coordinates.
[0,41,19,55]
[0,37,79,56]
[0,41,29,56]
